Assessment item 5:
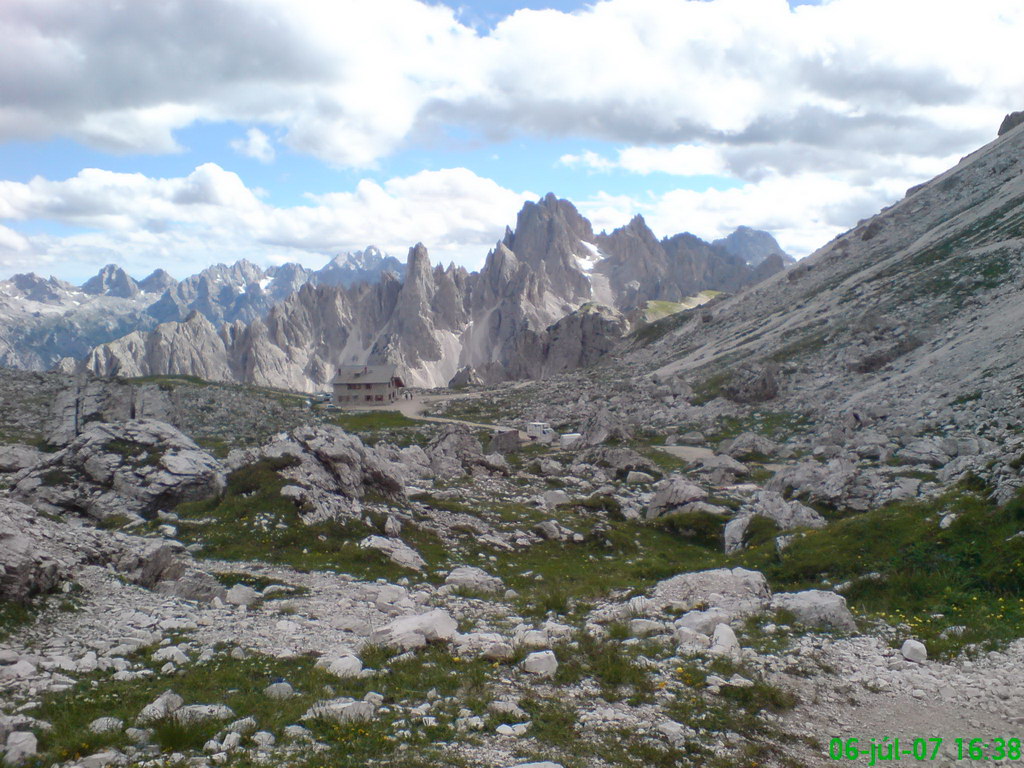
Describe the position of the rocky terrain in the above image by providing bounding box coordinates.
[3,114,1024,768]
[68,203,787,391]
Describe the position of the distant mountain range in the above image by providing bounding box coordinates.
[45,197,790,390]
[0,247,407,371]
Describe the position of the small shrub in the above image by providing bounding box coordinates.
[741,516,781,548]
[41,468,74,487]
[152,715,220,752]
[576,494,623,517]
[654,511,726,549]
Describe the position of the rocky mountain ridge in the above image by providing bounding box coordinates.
[0,248,408,372]
[69,199,788,390]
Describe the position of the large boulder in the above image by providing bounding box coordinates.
[646,476,708,519]
[448,366,481,388]
[721,432,778,461]
[580,407,633,447]
[3,731,37,766]
[227,424,405,523]
[358,536,426,572]
[47,378,175,447]
[302,698,375,724]
[649,567,770,614]
[772,590,857,632]
[369,609,459,650]
[721,363,779,404]
[0,520,63,604]
[723,491,826,553]
[423,425,508,479]
[445,566,503,593]
[488,430,522,455]
[579,446,657,476]
[0,445,42,474]
[768,458,889,512]
[13,419,224,521]
[521,650,558,677]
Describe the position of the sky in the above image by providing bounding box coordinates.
[0,0,1021,283]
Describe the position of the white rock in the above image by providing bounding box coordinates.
[496,722,531,736]
[302,698,375,724]
[225,584,260,606]
[228,716,258,734]
[771,590,857,632]
[674,627,711,653]
[137,690,184,723]
[651,567,770,613]
[657,720,691,745]
[152,646,188,665]
[0,660,36,680]
[359,535,426,571]
[317,654,363,678]
[76,750,121,768]
[542,490,571,508]
[3,732,37,766]
[504,763,564,768]
[445,565,503,593]
[709,623,740,656]
[173,704,235,724]
[521,650,558,677]
[370,609,459,650]
[264,682,295,700]
[283,725,312,740]
[628,618,665,637]
[901,639,928,663]
[647,477,708,518]
[88,717,124,735]
[514,628,550,648]
[675,607,733,635]
[626,471,655,484]
[221,732,242,751]
[253,731,275,748]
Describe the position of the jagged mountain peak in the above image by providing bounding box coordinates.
[712,227,793,267]
[406,243,433,282]
[507,194,596,263]
[81,264,141,298]
[63,189,790,390]
[1,272,76,303]
[138,268,178,294]
[315,246,405,288]
[997,109,1024,136]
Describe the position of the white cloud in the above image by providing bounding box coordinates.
[577,170,915,258]
[0,224,29,253]
[1,0,1019,165]
[559,151,617,172]
[562,145,729,176]
[0,164,534,280]
[0,0,1022,272]
[230,128,275,163]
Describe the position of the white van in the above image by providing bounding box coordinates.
[526,422,557,443]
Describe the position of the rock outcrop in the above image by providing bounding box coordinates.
[997,110,1024,136]
[225,424,405,523]
[0,498,224,604]
[13,420,225,521]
